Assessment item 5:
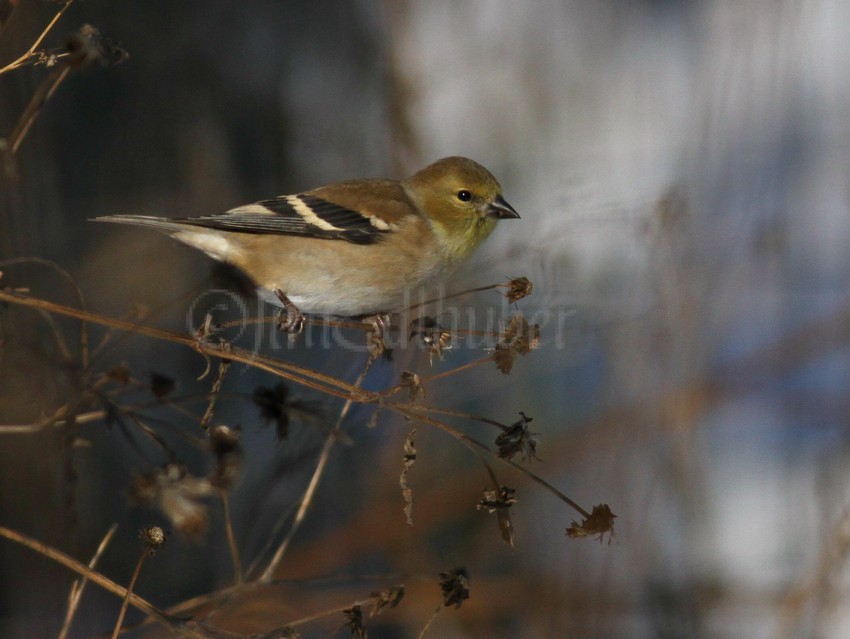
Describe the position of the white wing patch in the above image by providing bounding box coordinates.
[368,216,393,231]
[285,195,345,231]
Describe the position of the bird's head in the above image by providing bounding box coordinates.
[403,156,519,262]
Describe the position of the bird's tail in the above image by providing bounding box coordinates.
[92,214,189,234]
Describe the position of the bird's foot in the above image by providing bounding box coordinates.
[274,290,306,333]
[361,312,390,359]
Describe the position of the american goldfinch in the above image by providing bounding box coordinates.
[95,156,519,326]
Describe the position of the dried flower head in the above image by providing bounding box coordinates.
[399,371,424,402]
[64,25,128,69]
[477,485,518,547]
[409,316,452,363]
[439,568,470,609]
[501,276,534,303]
[130,463,213,538]
[477,486,517,513]
[253,382,320,440]
[139,526,166,556]
[493,314,540,374]
[566,503,617,544]
[210,424,240,455]
[370,585,405,616]
[149,371,175,398]
[343,605,367,638]
[210,425,242,490]
[494,412,540,462]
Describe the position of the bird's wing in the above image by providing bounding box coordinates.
[168,195,378,244]
[170,179,416,245]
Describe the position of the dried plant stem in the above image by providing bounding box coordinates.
[396,407,592,519]
[284,597,374,629]
[0,390,252,435]
[417,602,443,639]
[200,360,230,431]
[9,65,71,154]
[404,283,501,313]
[0,404,76,434]
[217,314,500,341]
[259,429,335,584]
[29,0,74,51]
[0,258,90,364]
[220,490,243,585]
[389,405,510,432]
[110,550,148,639]
[58,523,118,639]
[259,354,376,583]
[0,526,207,638]
[417,355,494,384]
[0,290,371,401]
[0,0,74,75]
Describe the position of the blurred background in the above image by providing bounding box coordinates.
[2,0,850,637]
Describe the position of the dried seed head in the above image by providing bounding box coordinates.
[210,425,242,490]
[501,276,533,303]
[566,504,618,544]
[493,314,539,374]
[409,317,452,363]
[439,568,470,609]
[399,371,424,402]
[64,25,128,69]
[130,463,213,538]
[494,412,540,462]
[139,526,166,556]
[370,585,405,616]
[149,371,176,398]
[477,486,517,513]
[343,605,367,638]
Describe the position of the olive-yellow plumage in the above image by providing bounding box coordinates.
[94,156,519,317]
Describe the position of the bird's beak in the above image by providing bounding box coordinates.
[487,195,520,219]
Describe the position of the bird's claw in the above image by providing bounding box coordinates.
[361,312,390,358]
[274,290,305,333]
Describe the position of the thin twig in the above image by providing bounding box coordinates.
[400,405,510,432]
[283,597,375,629]
[259,354,377,583]
[0,258,91,369]
[392,406,592,519]
[0,0,74,75]
[258,423,336,584]
[30,1,74,53]
[58,523,118,639]
[0,290,374,401]
[417,355,494,384]
[110,549,148,639]
[0,526,208,638]
[417,602,443,639]
[9,64,71,154]
[200,360,230,431]
[220,490,243,585]
[403,283,502,313]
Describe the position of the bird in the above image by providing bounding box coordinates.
[94,156,519,330]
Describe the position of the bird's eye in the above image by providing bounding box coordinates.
[456,190,472,202]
